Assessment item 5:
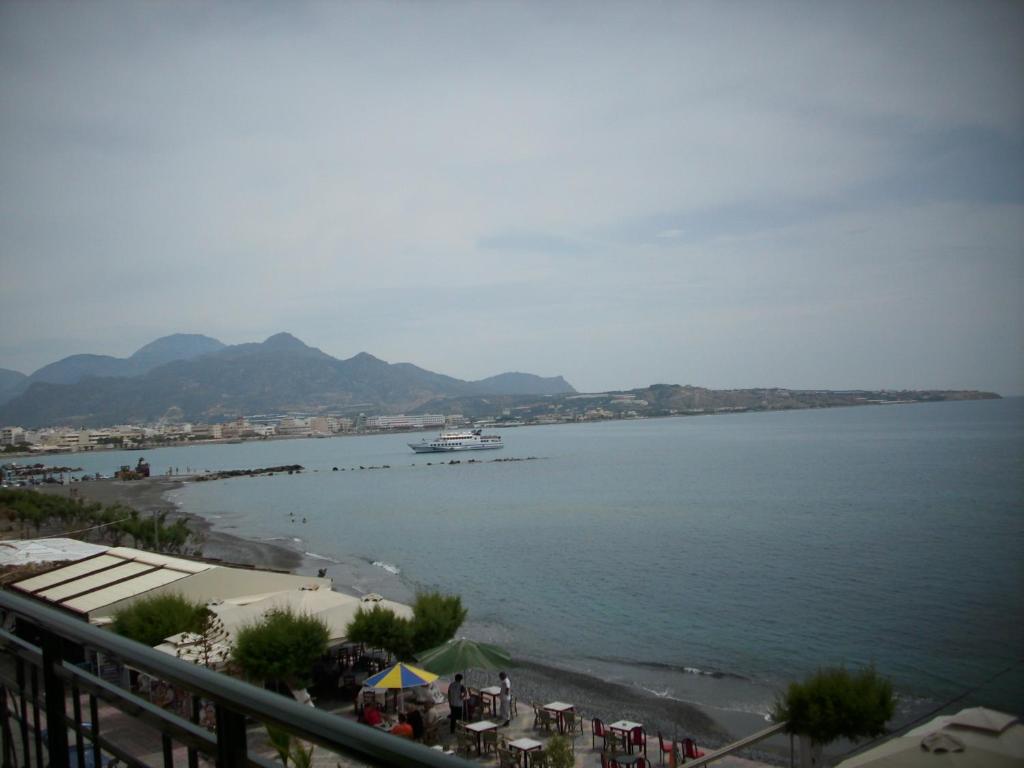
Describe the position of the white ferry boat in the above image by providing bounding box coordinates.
[408,428,503,453]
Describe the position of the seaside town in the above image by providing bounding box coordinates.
[2,3,1021,768]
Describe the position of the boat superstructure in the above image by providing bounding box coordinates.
[408,428,503,453]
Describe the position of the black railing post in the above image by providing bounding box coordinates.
[214,704,247,768]
[1,682,12,768]
[40,629,69,768]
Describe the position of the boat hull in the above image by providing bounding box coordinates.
[408,443,503,453]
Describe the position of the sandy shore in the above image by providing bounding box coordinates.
[28,477,789,764]
[32,477,302,572]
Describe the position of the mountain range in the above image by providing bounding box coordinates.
[0,333,575,427]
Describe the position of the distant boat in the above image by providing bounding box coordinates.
[408,429,503,453]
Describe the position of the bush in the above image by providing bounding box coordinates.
[411,592,467,653]
[545,735,574,768]
[345,605,415,658]
[232,608,330,687]
[773,666,894,744]
[111,593,208,647]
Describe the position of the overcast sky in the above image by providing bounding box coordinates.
[1,1,1021,394]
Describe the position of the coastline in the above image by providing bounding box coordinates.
[29,476,792,763]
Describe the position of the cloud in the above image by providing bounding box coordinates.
[0,1,1021,395]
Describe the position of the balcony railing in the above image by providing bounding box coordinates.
[0,589,474,768]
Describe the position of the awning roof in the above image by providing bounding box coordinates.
[9,546,214,615]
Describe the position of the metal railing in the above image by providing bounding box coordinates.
[0,590,474,768]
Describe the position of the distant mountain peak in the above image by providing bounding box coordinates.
[130,334,225,366]
[261,332,308,349]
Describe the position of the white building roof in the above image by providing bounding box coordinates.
[8,546,330,621]
[0,538,109,567]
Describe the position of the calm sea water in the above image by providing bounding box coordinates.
[61,400,1024,719]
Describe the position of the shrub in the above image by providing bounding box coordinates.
[773,665,894,744]
[345,605,415,659]
[411,591,467,653]
[232,608,329,687]
[545,735,574,768]
[111,593,208,647]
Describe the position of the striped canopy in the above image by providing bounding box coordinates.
[363,662,439,689]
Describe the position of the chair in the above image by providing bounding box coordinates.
[682,738,704,760]
[563,711,585,737]
[532,751,550,768]
[498,748,519,768]
[511,696,519,717]
[630,726,647,756]
[532,702,543,729]
[592,718,609,750]
[601,752,614,768]
[482,730,501,757]
[631,758,651,768]
[656,733,674,765]
[455,730,475,758]
[539,709,558,733]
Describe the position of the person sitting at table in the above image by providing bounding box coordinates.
[360,703,383,727]
[406,707,425,740]
[390,712,414,739]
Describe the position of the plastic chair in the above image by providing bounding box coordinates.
[592,718,609,750]
[498,748,519,768]
[455,730,475,758]
[482,730,501,756]
[532,751,550,768]
[682,738,705,760]
[630,726,647,756]
[656,733,674,765]
[538,709,557,733]
[563,710,585,736]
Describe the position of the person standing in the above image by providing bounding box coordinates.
[448,673,466,733]
[498,671,512,726]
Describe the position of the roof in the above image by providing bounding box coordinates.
[0,538,109,567]
[7,546,330,619]
[9,546,214,615]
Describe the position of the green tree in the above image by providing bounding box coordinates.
[111,593,208,647]
[773,666,894,768]
[411,591,467,653]
[232,609,329,689]
[345,605,415,659]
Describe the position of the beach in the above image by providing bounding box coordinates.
[31,476,788,763]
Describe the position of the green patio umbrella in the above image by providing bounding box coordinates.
[414,638,512,676]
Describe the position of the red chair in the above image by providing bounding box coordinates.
[632,758,652,768]
[682,739,705,760]
[656,733,674,765]
[630,726,647,756]
[592,718,609,750]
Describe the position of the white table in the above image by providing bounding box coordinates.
[479,685,502,717]
[508,737,543,767]
[543,701,575,733]
[608,720,643,754]
[464,720,500,755]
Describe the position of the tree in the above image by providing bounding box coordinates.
[111,593,208,647]
[411,591,467,653]
[232,609,329,690]
[345,605,415,659]
[773,666,894,768]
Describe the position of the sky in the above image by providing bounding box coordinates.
[1,1,1021,395]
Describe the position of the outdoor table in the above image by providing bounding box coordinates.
[508,737,543,767]
[479,686,502,717]
[608,720,643,754]
[542,701,574,733]
[464,720,500,755]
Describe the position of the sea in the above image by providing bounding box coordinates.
[56,399,1024,737]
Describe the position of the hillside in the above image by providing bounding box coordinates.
[0,333,576,427]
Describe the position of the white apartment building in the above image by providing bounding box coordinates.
[364,414,446,430]
[1,426,25,446]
